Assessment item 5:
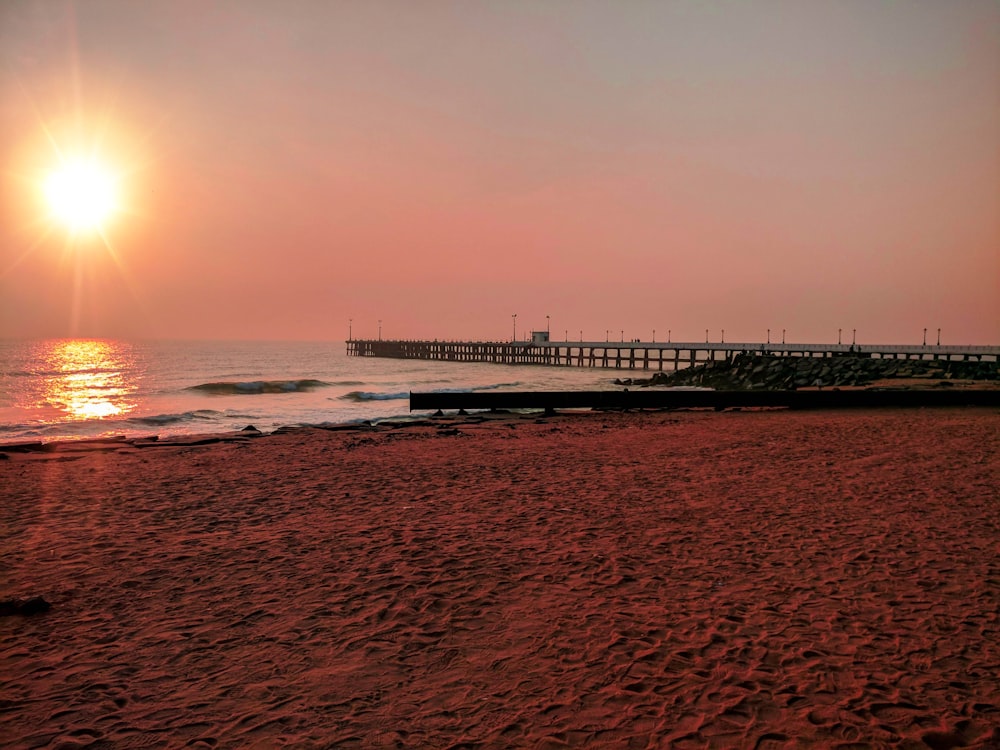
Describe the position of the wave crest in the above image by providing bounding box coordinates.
[338,390,410,402]
[129,410,222,426]
[188,379,331,395]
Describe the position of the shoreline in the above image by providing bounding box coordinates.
[3,390,998,454]
[3,408,999,748]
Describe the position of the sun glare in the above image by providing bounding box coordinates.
[44,160,118,231]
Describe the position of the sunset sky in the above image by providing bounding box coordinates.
[1,0,997,344]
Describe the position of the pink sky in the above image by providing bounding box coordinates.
[1,0,998,344]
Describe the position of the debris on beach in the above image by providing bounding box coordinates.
[0,596,51,617]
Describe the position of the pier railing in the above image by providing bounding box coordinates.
[347,339,999,371]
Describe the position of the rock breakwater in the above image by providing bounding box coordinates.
[621,352,999,391]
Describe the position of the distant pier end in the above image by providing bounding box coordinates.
[346,339,1000,371]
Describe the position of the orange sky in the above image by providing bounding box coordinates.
[1,1,998,344]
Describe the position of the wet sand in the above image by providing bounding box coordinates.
[1,408,998,749]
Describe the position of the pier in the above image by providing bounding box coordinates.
[410,388,1000,413]
[347,339,1000,371]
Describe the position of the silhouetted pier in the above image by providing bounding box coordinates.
[347,339,999,371]
[409,388,1000,413]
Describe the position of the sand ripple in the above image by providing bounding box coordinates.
[1,409,998,748]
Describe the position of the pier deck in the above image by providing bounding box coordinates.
[349,339,999,371]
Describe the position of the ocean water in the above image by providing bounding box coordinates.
[0,339,623,443]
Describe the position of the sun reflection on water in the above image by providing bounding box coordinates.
[41,340,138,421]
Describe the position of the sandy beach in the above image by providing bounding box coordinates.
[2,408,998,749]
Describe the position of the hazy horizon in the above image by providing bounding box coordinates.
[0,332,995,347]
[2,1,998,345]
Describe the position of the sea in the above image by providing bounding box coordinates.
[0,339,625,443]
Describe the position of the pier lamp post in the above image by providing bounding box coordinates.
[838,328,842,345]
[937,328,941,346]
[668,329,671,343]
[653,329,655,343]
[349,318,352,341]
[621,330,624,343]
[580,330,583,342]
[852,329,856,346]
[782,329,786,345]
[767,329,770,345]
[546,315,550,335]
[512,314,517,343]
[721,329,725,344]
[565,329,568,342]
[923,328,927,346]
[705,329,709,343]
[378,320,382,341]
[606,330,609,342]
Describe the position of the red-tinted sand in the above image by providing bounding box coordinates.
[1,409,998,749]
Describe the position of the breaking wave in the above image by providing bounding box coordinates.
[338,390,410,402]
[337,381,524,403]
[128,410,224,426]
[187,379,332,395]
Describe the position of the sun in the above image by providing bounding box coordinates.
[44,159,119,232]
